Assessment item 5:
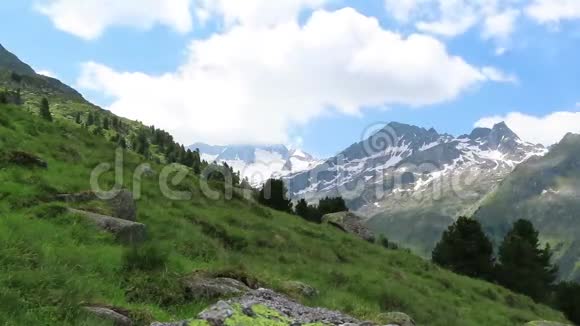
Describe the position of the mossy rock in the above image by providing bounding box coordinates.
[377,311,416,326]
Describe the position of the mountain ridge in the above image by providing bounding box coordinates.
[474,131,580,281]
[286,120,547,256]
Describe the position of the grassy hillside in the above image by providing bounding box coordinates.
[0,103,570,325]
[473,134,580,282]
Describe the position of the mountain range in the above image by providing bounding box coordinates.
[283,121,550,259]
[189,143,322,186]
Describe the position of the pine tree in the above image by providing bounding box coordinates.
[0,92,7,104]
[258,179,293,213]
[14,89,22,105]
[294,199,322,223]
[432,217,494,280]
[87,112,94,126]
[135,131,149,156]
[75,112,82,124]
[102,117,110,130]
[318,197,348,216]
[111,117,119,130]
[192,149,202,174]
[496,219,558,302]
[39,98,53,122]
[295,199,309,218]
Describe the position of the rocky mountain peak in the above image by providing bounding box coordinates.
[469,127,492,140]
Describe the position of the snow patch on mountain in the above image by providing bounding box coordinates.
[189,143,322,186]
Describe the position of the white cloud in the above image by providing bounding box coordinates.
[481,66,518,83]
[417,14,478,37]
[35,0,193,40]
[78,8,508,145]
[196,0,331,27]
[385,0,523,41]
[475,111,580,145]
[384,0,421,22]
[526,0,580,24]
[36,69,57,78]
[483,9,520,40]
[495,47,508,56]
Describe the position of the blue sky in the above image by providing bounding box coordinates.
[2,0,580,157]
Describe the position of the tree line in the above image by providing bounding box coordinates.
[432,216,580,324]
[257,178,349,222]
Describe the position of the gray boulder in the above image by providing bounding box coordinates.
[182,275,250,300]
[83,306,132,326]
[58,189,137,221]
[198,301,235,325]
[281,280,319,298]
[108,189,137,221]
[322,212,375,242]
[69,208,147,244]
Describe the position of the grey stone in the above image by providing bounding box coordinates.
[198,301,234,326]
[108,189,137,221]
[58,189,137,222]
[322,212,375,242]
[228,288,359,325]
[69,208,147,244]
[281,280,319,298]
[182,275,250,300]
[151,288,417,326]
[84,306,132,326]
[378,312,416,326]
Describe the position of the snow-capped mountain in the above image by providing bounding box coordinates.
[189,143,322,186]
[285,121,547,256]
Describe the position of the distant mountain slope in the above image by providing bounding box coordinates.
[474,133,580,281]
[286,121,546,255]
[190,143,322,186]
[0,43,35,75]
[0,43,194,167]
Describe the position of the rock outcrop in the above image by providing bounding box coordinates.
[151,288,410,326]
[68,208,147,244]
[322,212,375,242]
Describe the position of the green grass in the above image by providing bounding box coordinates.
[0,103,570,325]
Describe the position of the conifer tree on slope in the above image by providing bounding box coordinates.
[40,97,52,122]
[497,219,557,302]
[258,179,293,213]
[432,216,494,280]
